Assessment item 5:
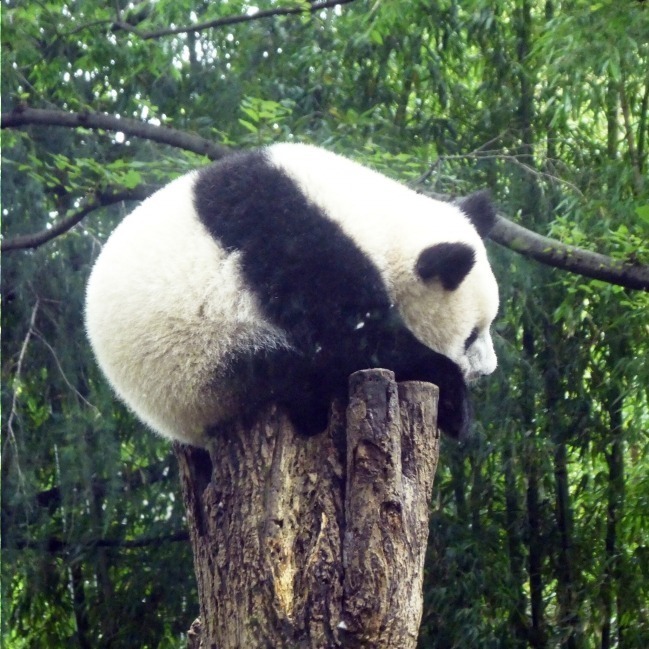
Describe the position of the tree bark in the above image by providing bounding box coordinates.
[174,369,440,649]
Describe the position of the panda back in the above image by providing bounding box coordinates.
[85,171,288,442]
[192,149,393,353]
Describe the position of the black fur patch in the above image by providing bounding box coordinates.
[416,242,476,291]
[193,148,471,437]
[464,327,479,351]
[459,191,497,238]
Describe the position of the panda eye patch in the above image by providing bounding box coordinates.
[464,327,479,351]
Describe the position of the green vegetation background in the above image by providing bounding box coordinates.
[2,1,648,647]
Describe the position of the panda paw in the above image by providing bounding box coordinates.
[437,389,472,439]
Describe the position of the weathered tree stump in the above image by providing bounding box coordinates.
[174,369,440,649]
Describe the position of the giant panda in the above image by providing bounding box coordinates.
[85,143,499,446]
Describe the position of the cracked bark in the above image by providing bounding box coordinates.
[174,369,440,648]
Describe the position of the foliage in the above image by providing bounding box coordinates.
[2,0,648,647]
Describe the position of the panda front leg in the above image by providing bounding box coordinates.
[369,325,472,439]
[406,352,472,439]
[281,319,473,439]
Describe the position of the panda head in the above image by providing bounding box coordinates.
[397,191,499,384]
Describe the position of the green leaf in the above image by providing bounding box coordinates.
[121,169,142,189]
[635,204,649,225]
[238,118,258,134]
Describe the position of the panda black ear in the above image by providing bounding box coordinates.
[416,242,476,290]
[459,190,497,238]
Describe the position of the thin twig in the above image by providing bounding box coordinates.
[2,187,154,252]
[618,77,644,195]
[4,299,41,491]
[113,0,358,40]
[421,149,583,196]
[31,329,100,414]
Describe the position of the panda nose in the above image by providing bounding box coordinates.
[468,338,497,378]
[481,344,497,376]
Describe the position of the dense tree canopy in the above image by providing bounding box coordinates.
[2,1,648,648]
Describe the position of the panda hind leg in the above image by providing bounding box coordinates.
[272,363,335,436]
[222,347,333,437]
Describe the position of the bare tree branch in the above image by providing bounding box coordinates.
[1,106,230,160]
[112,0,359,40]
[3,106,648,290]
[490,216,649,291]
[1,188,154,252]
[421,188,649,291]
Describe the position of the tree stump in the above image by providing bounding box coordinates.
[174,369,440,649]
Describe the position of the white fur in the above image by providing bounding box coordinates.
[86,144,499,445]
[85,172,289,445]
